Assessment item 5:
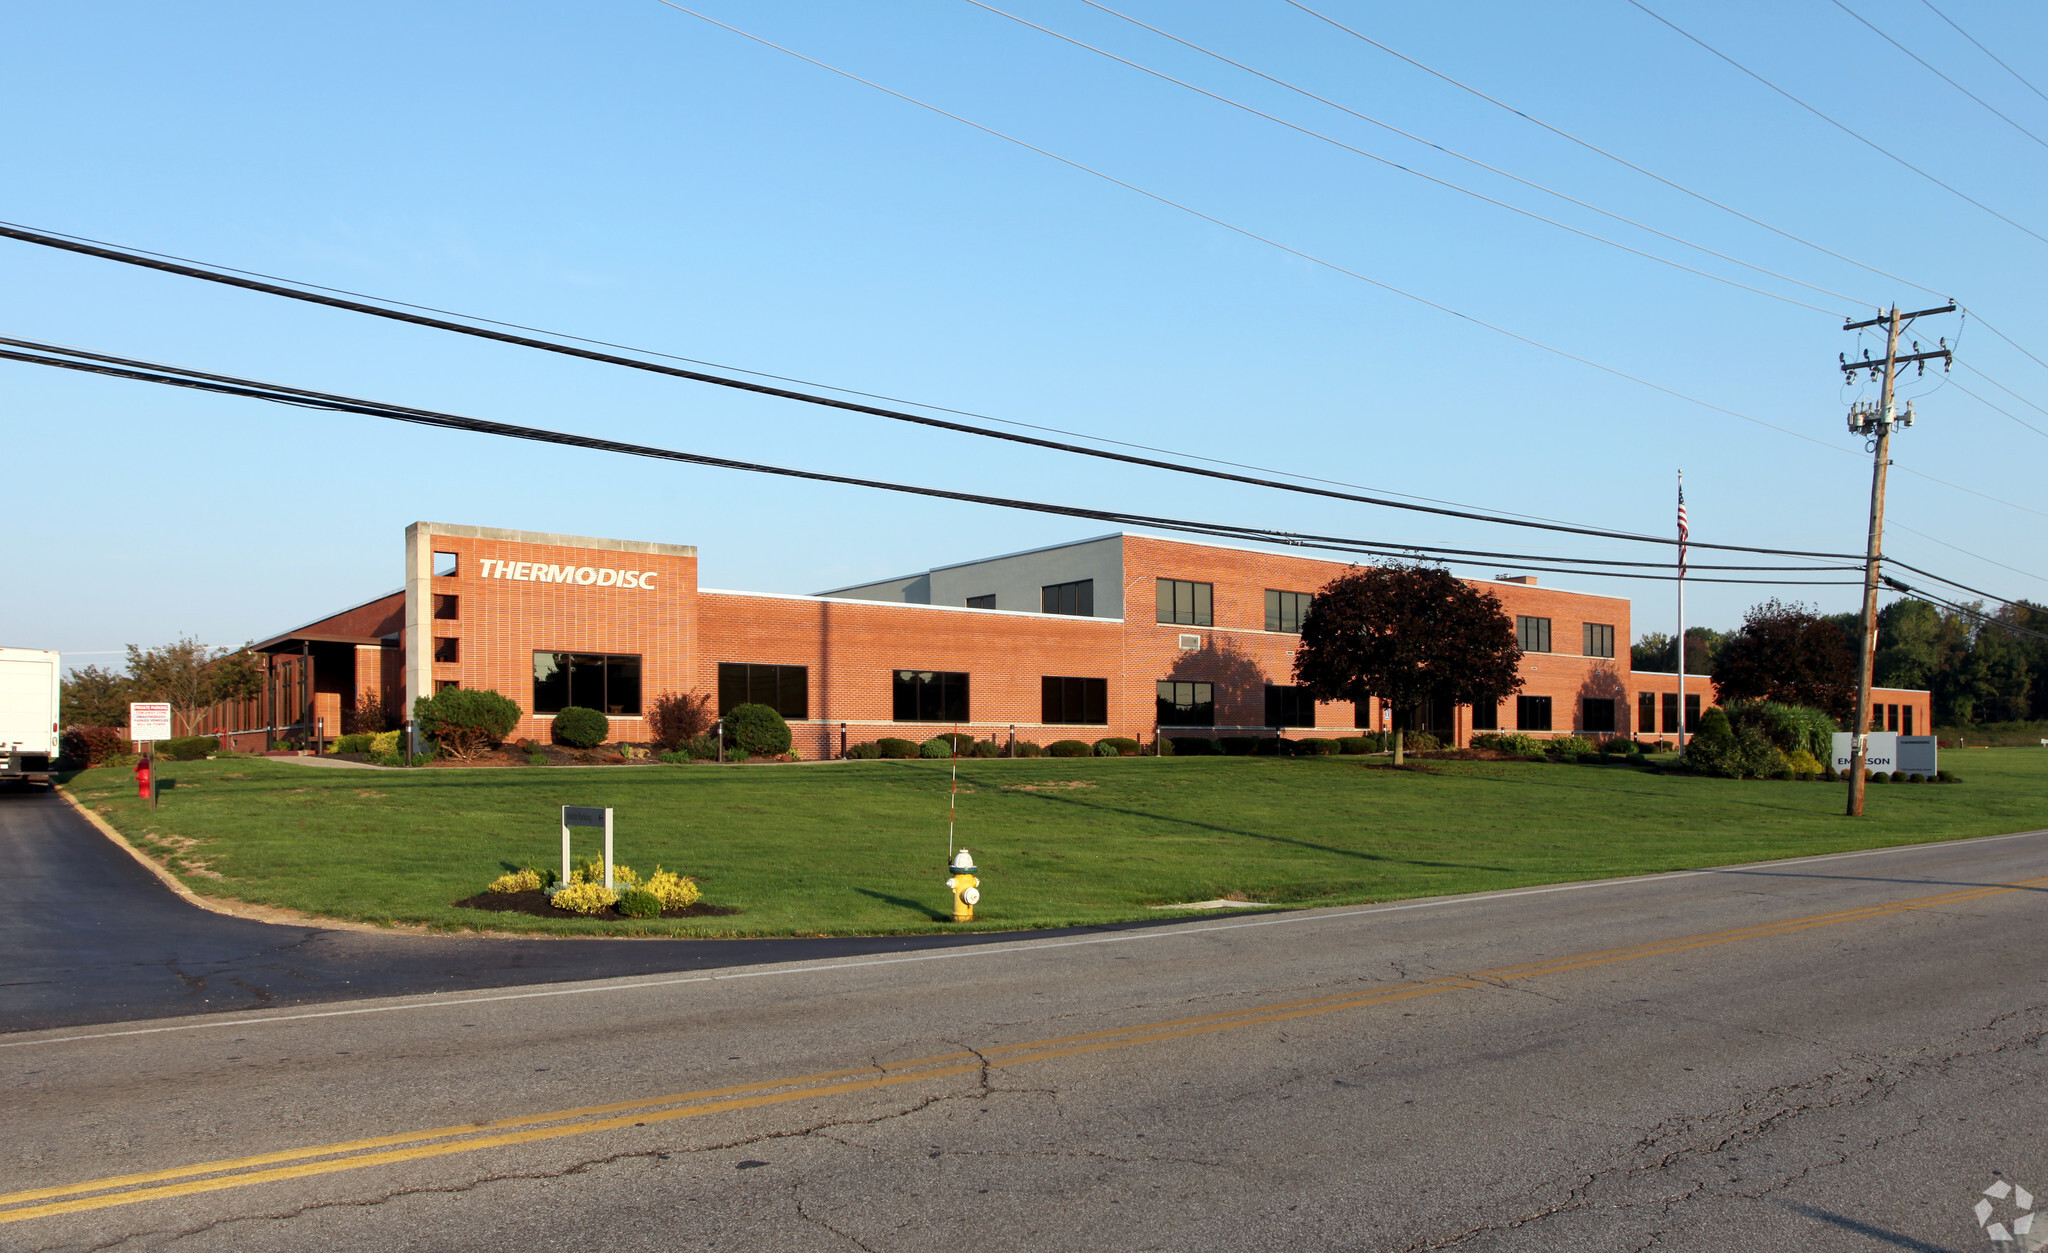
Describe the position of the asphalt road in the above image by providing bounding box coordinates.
[0,786,1165,1034]
[7,825,2047,1252]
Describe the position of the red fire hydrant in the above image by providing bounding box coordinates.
[135,756,152,800]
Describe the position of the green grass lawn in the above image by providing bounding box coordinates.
[61,750,2048,938]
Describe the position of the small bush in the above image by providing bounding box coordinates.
[647,690,715,751]
[1598,737,1632,755]
[488,868,542,894]
[550,881,618,915]
[1866,770,1887,783]
[645,868,701,910]
[1013,740,1044,758]
[682,733,719,760]
[842,740,882,760]
[616,888,663,919]
[551,705,610,749]
[969,739,1000,758]
[1294,738,1338,755]
[921,736,962,759]
[725,703,792,758]
[1822,765,1839,782]
[1153,735,1174,756]
[1093,737,1141,757]
[1785,748,1823,776]
[158,736,220,760]
[62,725,130,766]
[349,694,394,735]
[1906,772,1926,783]
[878,737,920,759]
[1473,732,1544,756]
[414,688,523,760]
[1047,739,1092,758]
[370,729,401,756]
[1336,736,1374,755]
[1937,769,1958,783]
[1522,751,1549,763]
[1089,741,1115,756]
[1170,737,1219,756]
[1549,735,1594,758]
[658,749,690,764]
[326,733,371,754]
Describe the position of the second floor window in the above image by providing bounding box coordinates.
[1582,622,1614,658]
[1041,580,1093,616]
[893,670,968,722]
[1265,590,1313,633]
[966,594,996,610]
[1158,579,1213,627]
[1517,616,1552,654]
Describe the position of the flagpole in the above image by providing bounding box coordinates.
[1676,470,1687,756]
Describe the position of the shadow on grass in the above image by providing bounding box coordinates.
[854,887,950,921]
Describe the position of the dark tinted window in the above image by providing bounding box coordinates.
[1156,680,1214,726]
[1157,579,1213,627]
[1582,622,1614,658]
[433,637,459,663]
[1041,676,1108,725]
[533,651,642,715]
[717,663,808,720]
[1265,590,1313,633]
[1041,581,1093,616]
[433,594,459,620]
[893,670,969,722]
[1583,697,1616,733]
[1517,616,1551,653]
[1517,695,1552,731]
[1638,691,1657,735]
[1662,692,1679,734]
[966,594,996,610]
[1264,685,1316,727]
[1471,700,1498,731]
[1685,694,1701,732]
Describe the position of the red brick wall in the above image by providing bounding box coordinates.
[1627,675,1931,745]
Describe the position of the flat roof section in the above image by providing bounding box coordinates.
[407,521,697,558]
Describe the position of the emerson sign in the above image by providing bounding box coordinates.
[478,559,660,590]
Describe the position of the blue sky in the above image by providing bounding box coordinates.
[5,0,2044,664]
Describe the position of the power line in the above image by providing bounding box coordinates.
[1948,372,2048,441]
[1882,576,2048,641]
[0,224,1866,560]
[967,0,1862,312]
[1281,0,1948,299]
[650,2,1880,467]
[1827,0,2048,152]
[0,336,1868,587]
[1625,0,2048,248]
[1888,520,2048,588]
[1917,0,2048,108]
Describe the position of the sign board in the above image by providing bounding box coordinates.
[128,702,172,742]
[1832,731,1899,774]
[1897,735,1938,775]
[561,805,615,892]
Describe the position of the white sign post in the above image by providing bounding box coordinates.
[561,806,614,891]
[127,702,172,743]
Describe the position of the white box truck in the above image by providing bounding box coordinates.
[0,647,61,786]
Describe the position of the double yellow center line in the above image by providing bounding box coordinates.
[6,874,2041,1225]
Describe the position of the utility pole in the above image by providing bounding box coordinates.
[1839,303,1953,816]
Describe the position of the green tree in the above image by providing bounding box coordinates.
[1631,628,1724,675]
[1954,614,2032,724]
[1713,600,1857,722]
[60,664,135,727]
[1293,564,1523,765]
[125,636,260,733]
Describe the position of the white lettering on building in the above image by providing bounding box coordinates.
[471,558,661,590]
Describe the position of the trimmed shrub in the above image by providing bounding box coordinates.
[1822,765,1840,782]
[920,735,963,759]
[1397,731,1441,753]
[617,888,663,919]
[414,688,523,760]
[1598,737,1632,755]
[550,881,618,915]
[370,729,401,756]
[969,739,1000,758]
[62,725,130,766]
[1094,737,1142,757]
[645,867,701,909]
[158,736,220,760]
[1294,738,1338,755]
[1013,740,1044,758]
[1723,699,1839,760]
[1170,737,1219,756]
[331,733,375,754]
[489,868,543,894]
[1936,769,1958,783]
[722,703,791,758]
[877,737,920,759]
[647,690,715,751]
[1786,748,1823,777]
[1047,739,1092,758]
[1696,706,1734,743]
[658,749,691,764]
[1549,735,1595,758]
[548,705,607,749]
[844,740,883,760]
[1153,735,1174,756]
[1093,741,1119,756]
[1866,770,1888,783]
[1907,772,1926,783]
[1336,736,1377,755]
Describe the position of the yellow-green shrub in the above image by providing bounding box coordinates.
[550,881,618,915]
[645,867,701,910]
[369,730,401,755]
[487,868,542,894]
[569,858,638,886]
[1786,748,1823,776]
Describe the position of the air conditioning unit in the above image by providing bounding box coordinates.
[1178,634,1202,651]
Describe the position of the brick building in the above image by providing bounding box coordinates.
[221,522,1931,754]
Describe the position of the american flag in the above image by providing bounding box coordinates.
[1676,484,1689,577]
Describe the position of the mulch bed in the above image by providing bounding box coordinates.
[451,889,737,919]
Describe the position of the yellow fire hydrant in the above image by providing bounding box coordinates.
[945,850,981,922]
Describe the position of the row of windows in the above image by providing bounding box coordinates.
[1517,616,1616,658]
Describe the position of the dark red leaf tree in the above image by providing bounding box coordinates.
[1293,564,1523,764]
[1712,599,1857,723]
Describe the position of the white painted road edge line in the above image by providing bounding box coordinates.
[8,826,2044,1051]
